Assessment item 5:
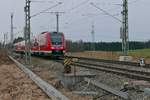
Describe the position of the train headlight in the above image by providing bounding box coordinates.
[51,47,54,49]
[60,46,63,49]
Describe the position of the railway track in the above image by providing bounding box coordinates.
[11,54,150,99]
[65,56,150,68]
[72,62,150,81]
[18,54,150,81]
[64,56,150,81]
[75,61,150,76]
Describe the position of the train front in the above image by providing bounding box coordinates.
[50,32,65,57]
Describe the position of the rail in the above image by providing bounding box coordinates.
[64,56,150,81]
[65,56,150,68]
[84,78,130,100]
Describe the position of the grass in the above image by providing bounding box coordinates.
[70,48,150,60]
[70,51,120,60]
[129,48,150,58]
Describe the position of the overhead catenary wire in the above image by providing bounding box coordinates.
[30,0,53,3]
[66,0,90,13]
[40,0,91,32]
[111,0,143,6]
[30,0,149,43]
[61,1,123,41]
[36,0,122,32]
[30,2,62,18]
[64,3,122,27]
[58,0,91,25]
[62,0,122,19]
[63,7,121,30]
[31,0,91,31]
[129,0,142,4]
[90,2,122,23]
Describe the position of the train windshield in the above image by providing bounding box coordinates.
[51,35,62,45]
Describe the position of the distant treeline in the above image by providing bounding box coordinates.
[66,40,150,52]
[0,43,3,49]
[13,37,24,43]
[10,37,150,52]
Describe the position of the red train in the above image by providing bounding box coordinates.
[14,31,66,57]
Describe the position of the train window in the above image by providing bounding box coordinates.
[51,36,62,45]
[39,35,46,45]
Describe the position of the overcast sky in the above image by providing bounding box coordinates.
[0,0,150,42]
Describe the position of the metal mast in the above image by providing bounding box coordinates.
[54,12,64,33]
[121,0,129,56]
[24,0,31,64]
[4,33,8,49]
[44,12,64,33]
[56,13,59,33]
[4,33,6,48]
[91,22,95,51]
[91,2,129,56]
[11,13,14,47]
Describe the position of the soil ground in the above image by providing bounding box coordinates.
[0,51,50,100]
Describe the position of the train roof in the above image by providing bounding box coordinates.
[41,31,63,35]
